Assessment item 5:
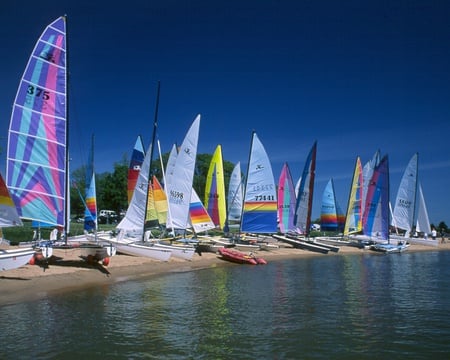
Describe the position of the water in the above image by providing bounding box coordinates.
[2,250,450,359]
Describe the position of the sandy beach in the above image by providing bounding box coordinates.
[1,240,448,307]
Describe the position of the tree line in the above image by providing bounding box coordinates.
[70,153,235,219]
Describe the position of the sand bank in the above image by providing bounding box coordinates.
[1,240,448,306]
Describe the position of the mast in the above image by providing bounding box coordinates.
[142,81,161,237]
[63,15,69,244]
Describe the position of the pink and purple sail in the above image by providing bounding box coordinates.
[6,17,67,227]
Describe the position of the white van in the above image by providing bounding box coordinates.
[99,210,117,224]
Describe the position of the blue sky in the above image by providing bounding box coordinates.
[1,0,449,225]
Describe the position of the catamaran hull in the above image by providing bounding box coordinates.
[151,243,195,261]
[0,248,35,271]
[106,239,172,262]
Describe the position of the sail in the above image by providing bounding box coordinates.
[128,136,145,205]
[363,155,390,240]
[277,162,296,234]
[320,178,345,232]
[362,150,380,217]
[415,183,431,234]
[84,135,97,231]
[6,17,67,227]
[151,175,168,226]
[240,132,277,233]
[294,141,317,235]
[204,145,227,229]
[166,115,201,230]
[343,157,363,235]
[391,153,418,233]
[189,189,216,233]
[227,161,243,223]
[0,173,23,227]
[117,142,153,233]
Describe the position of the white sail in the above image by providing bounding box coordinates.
[415,183,431,234]
[166,115,201,230]
[391,153,418,233]
[117,143,153,234]
[227,161,243,222]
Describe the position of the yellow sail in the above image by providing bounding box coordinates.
[204,145,227,229]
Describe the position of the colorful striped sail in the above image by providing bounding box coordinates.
[204,145,227,229]
[6,17,67,227]
[277,162,296,233]
[320,178,345,232]
[344,157,363,236]
[84,135,97,231]
[294,141,317,235]
[240,132,277,233]
[189,189,215,233]
[363,155,390,240]
[128,135,145,205]
[151,175,168,226]
[0,173,23,227]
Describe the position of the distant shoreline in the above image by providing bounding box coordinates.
[1,241,448,306]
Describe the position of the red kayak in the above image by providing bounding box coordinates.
[218,247,267,265]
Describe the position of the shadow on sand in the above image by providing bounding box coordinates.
[35,255,111,276]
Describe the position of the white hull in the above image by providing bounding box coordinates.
[0,248,35,271]
[100,234,171,262]
[370,242,410,253]
[151,243,195,261]
[390,234,439,247]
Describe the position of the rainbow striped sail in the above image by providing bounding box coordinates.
[294,141,317,235]
[320,178,345,232]
[128,136,145,205]
[190,188,215,233]
[277,162,296,234]
[204,145,226,229]
[363,155,390,239]
[150,175,168,226]
[6,17,67,228]
[343,157,363,236]
[240,132,277,233]
[84,135,97,231]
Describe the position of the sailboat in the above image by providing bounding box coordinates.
[390,153,436,246]
[204,145,227,229]
[365,155,409,253]
[277,162,297,234]
[6,17,72,260]
[70,135,116,264]
[103,138,171,261]
[0,173,36,271]
[234,132,280,251]
[240,132,278,234]
[320,178,345,233]
[274,141,334,253]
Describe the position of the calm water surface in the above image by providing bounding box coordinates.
[1,250,450,359]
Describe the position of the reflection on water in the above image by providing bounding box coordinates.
[1,251,450,359]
